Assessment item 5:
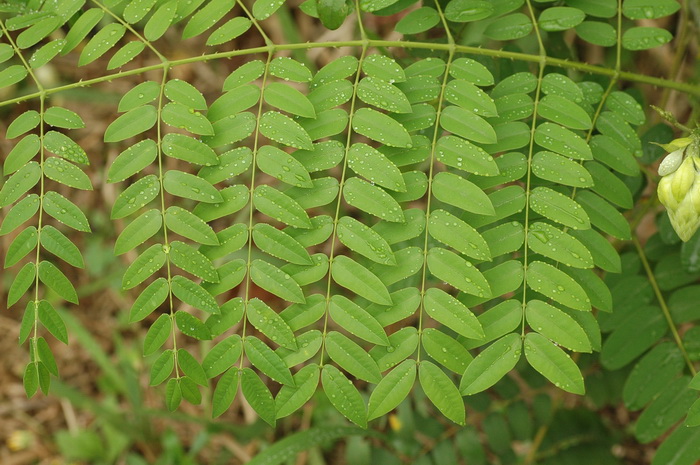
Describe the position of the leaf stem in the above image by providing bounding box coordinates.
[2,39,700,109]
[415,0,454,363]
[318,0,368,367]
[632,235,697,376]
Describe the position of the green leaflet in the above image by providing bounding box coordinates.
[162,133,219,166]
[432,172,494,215]
[351,108,412,147]
[129,278,169,323]
[247,298,297,350]
[357,76,412,113]
[436,135,499,175]
[111,175,160,219]
[585,161,634,209]
[535,123,599,160]
[212,367,239,418]
[445,79,497,116]
[43,192,90,232]
[423,288,484,339]
[175,311,212,340]
[532,151,593,187]
[6,111,40,139]
[325,331,382,383]
[203,335,242,378]
[421,328,472,374]
[118,82,160,112]
[529,187,590,230]
[38,261,78,304]
[162,102,214,135]
[371,327,418,371]
[259,111,313,150]
[280,294,326,331]
[104,105,157,142]
[108,36,140,62]
[244,336,294,386]
[440,106,497,144]
[176,349,208,387]
[44,107,84,129]
[257,145,313,188]
[200,223,248,260]
[419,360,465,425]
[331,256,392,305]
[207,17,252,45]
[143,314,171,355]
[40,225,84,268]
[171,275,220,314]
[0,161,41,207]
[336,216,396,265]
[164,378,182,410]
[0,194,39,236]
[5,226,37,267]
[427,248,491,298]
[0,65,27,89]
[37,300,68,344]
[428,209,491,261]
[164,79,207,110]
[165,206,218,246]
[43,131,89,164]
[524,333,585,395]
[150,350,175,386]
[5,134,40,175]
[460,333,522,395]
[528,221,593,269]
[122,244,167,290]
[277,330,323,367]
[276,364,320,419]
[329,295,389,345]
[343,177,404,223]
[264,82,316,118]
[8,262,35,307]
[250,259,306,303]
[163,170,222,204]
[526,261,591,311]
[36,337,58,376]
[203,260,246,297]
[194,184,249,221]
[525,300,591,352]
[253,223,312,265]
[285,177,339,209]
[348,143,406,192]
[107,140,158,183]
[254,185,312,229]
[623,342,684,410]
[207,299,245,336]
[114,209,162,255]
[368,360,416,420]
[199,147,253,184]
[322,364,367,428]
[44,158,92,190]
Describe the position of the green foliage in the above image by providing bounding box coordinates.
[1,0,700,463]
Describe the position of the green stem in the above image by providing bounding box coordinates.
[415,0,454,363]
[154,63,180,378]
[633,236,697,376]
[239,50,274,370]
[0,18,46,373]
[318,0,368,367]
[3,39,700,109]
[519,0,547,337]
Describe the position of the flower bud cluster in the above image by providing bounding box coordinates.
[657,138,700,241]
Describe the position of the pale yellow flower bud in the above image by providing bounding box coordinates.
[658,140,700,241]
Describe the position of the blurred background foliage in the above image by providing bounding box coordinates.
[1,0,700,464]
